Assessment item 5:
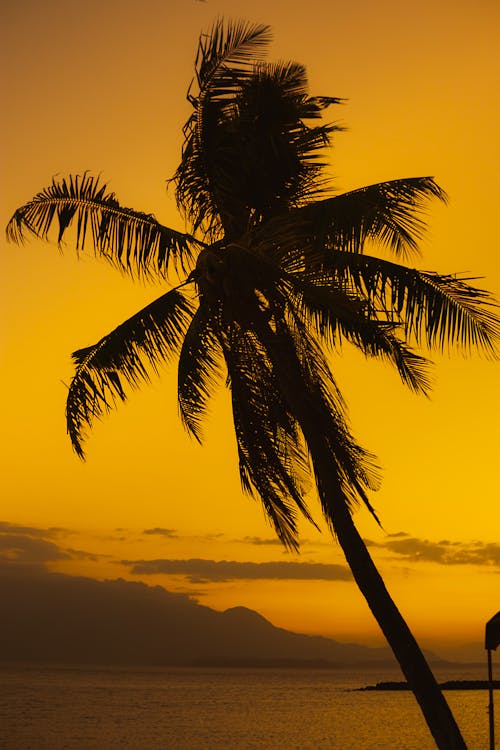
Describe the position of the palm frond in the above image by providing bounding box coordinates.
[173,133,224,239]
[282,274,432,394]
[175,20,272,238]
[308,177,446,258]
[282,316,381,502]
[218,240,432,396]
[280,273,369,345]
[7,173,203,278]
[177,303,225,441]
[175,19,344,237]
[225,325,316,550]
[232,61,341,213]
[249,308,381,527]
[193,17,272,151]
[67,286,195,457]
[327,253,500,356]
[256,176,446,264]
[351,328,433,395]
[416,272,499,355]
[194,18,271,95]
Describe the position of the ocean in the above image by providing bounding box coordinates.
[0,662,495,749]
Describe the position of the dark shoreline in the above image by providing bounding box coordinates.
[358,680,499,691]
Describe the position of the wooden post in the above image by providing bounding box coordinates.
[488,647,495,750]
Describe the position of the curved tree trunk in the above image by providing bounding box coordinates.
[304,420,467,749]
[318,479,468,750]
[256,319,468,749]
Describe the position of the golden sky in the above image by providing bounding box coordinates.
[1,0,499,659]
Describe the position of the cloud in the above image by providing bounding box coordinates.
[0,521,67,538]
[373,535,500,567]
[0,522,103,566]
[0,534,70,564]
[239,535,334,550]
[142,529,225,542]
[143,528,178,538]
[65,547,102,561]
[242,536,285,547]
[121,558,352,583]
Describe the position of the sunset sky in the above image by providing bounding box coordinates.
[1,0,499,660]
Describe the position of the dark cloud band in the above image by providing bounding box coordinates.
[370,535,500,566]
[121,558,352,583]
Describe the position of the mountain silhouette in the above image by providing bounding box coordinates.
[0,565,401,667]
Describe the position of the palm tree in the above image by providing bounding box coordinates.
[7,19,498,749]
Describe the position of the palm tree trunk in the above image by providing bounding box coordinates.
[304,419,467,749]
[318,477,469,750]
[255,318,468,749]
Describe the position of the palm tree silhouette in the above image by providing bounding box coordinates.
[7,19,498,749]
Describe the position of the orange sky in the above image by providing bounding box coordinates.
[1,0,499,659]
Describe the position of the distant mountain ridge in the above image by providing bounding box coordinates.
[0,566,401,667]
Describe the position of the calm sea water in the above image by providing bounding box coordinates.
[0,663,495,749]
